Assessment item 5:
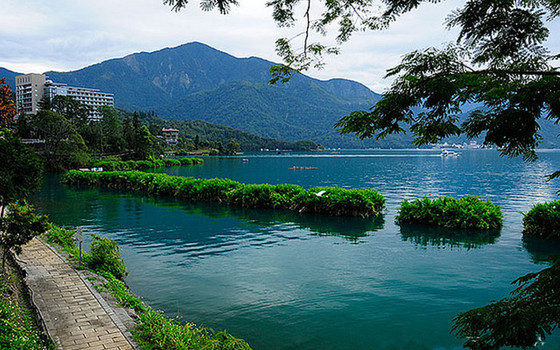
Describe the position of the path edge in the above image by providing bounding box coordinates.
[35,237,141,350]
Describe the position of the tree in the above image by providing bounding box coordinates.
[34,110,88,170]
[0,203,48,269]
[162,0,560,347]
[51,95,91,127]
[97,105,125,153]
[225,139,241,155]
[0,130,43,216]
[0,78,16,127]
[135,125,156,159]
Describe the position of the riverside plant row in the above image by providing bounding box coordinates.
[62,170,386,217]
[61,170,507,227]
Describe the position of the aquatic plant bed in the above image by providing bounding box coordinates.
[62,170,386,217]
[523,200,560,238]
[92,157,203,171]
[396,196,503,230]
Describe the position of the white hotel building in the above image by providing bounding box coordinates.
[15,73,114,121]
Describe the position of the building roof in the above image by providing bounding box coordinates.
[162,128,179,132]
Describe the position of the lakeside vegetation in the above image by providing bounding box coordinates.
[61,170,386,217]
[10,90,320,172]
[396,196,503,230]
[92,157,203,171]
[522,200,560,238]
[43,224,252,350]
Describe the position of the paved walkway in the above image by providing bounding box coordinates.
[17,238,135,350]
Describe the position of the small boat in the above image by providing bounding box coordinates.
[242,158,249,162]
[440,149,461,157]
[289,166,318,170]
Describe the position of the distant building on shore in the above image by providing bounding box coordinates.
[15,73,114,120]
[162,128,179,145]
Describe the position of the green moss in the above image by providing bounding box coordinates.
[396,196,503,230]
[62,170,385,217]
[523,200,560,238]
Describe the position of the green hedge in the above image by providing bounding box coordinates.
[396,196,503,230]
[523,200,560,238]
[92,157,203,171]
[62,170,385,217]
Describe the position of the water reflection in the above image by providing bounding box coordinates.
[399,224,501,249]
[522,235,560,264]
[34,180,385,250]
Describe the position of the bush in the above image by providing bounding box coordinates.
[1,203,49,268]
[62,170,386,217]
[44,225,79,256]
[293,187,385,217]
[88,234,127,280]
[523,200,560,238]
[396,196,503,230]
[227,184,305,209]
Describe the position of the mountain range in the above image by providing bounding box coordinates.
[3,42,560,148]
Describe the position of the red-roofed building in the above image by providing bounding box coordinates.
[162,128,179,145]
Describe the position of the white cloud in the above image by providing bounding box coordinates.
[1,0,556,92]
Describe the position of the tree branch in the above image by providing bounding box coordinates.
[304,0,311,57]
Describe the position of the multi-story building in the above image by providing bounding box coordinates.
[162,128,179,145]
[15,73,114,120]
[15,73,46,114]
[44,81,114,121]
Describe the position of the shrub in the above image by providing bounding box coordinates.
[294,187,385,217]
[523,200,560,238]
[44,224,79,256]
[0,203,49,268]
[88,234,127,280]
[396,196,503,230]
[227,183,305,209]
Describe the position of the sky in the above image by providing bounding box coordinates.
[1,0,558,92]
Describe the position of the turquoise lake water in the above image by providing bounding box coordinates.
[32,149,560,349]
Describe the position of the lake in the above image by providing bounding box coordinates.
[31,149,560,349]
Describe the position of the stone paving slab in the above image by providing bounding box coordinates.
[17,238,135,350]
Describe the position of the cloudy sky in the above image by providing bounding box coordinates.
[1,0,558,92]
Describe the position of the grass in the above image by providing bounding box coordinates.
[0,255,54,350]
[42,224,253,350]
[396,196,503,230]
[62,170,386,217]
[523,200,560,238]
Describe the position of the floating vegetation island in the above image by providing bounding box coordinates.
[396,196,503,230]
[91,157,203,171]
[62,170,386,217]
[523,200,560,238]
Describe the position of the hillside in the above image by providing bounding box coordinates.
[136,111,321,151]
[41,42,384,147]
[2,41,560,149]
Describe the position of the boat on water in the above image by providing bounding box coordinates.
[440,149,461,157]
